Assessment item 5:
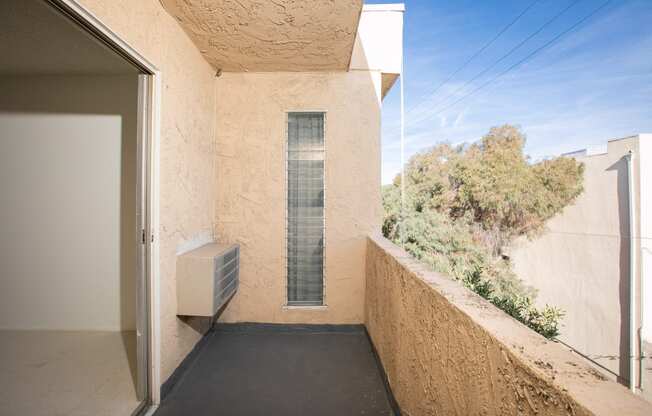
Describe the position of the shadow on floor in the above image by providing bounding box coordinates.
[154,323,396,416]
[120,331,138,393]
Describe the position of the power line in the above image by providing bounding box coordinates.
[430,0,613,118]
[539,229,652,241]
[407,0,542,114]
[411,0,582,126]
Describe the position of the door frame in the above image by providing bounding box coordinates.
[45,0,162,410]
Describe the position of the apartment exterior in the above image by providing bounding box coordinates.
[512,134,652,401]
[1,1,651,415]
[158,0,404,382]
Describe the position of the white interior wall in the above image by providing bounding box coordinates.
[0,75,138,331]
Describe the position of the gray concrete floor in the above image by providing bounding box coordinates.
[154,324,396,416]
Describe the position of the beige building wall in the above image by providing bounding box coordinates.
[511,136,644,386]
[39,0,396,389]
[366,234,652,416]
[76,0,218,383]
[639,134,652,343]
[350,4,404,97]
[214,71,382,324]
[0,75,138,331]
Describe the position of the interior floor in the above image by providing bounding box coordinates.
[155,323,396,416]
[0,330,140,416]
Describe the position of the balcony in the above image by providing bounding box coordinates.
[154,234,652,415]
[365,234,651,415]
[154,324,397,416]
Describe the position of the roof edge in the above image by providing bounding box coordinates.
[562,134,650,158]
[363,3,405,12]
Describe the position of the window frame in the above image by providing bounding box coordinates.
[284,110,327,308]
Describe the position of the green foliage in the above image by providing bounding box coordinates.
[492,294,565,340]
[383,125,582,339]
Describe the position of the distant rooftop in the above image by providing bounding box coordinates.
[563,134,650,158]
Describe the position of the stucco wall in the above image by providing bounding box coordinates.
[365,234,652,416]
[349,4,404,97]
[160,0,362,72]
[511,136,643,385]
[76,0,217,383]
[214,71,382,324]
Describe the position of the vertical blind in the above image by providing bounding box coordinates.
[287,112,325,306]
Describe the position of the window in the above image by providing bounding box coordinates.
[286,112,325,306]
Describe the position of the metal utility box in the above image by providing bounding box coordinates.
[176,243,239,317]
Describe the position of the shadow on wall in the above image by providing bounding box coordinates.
[177,316,213,334]
[0,75,139,335]
[608,156,631,385]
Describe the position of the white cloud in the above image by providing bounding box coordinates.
[453,107,467,128]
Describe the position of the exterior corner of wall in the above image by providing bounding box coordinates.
[349,6,403,76]
[75,0,220,387]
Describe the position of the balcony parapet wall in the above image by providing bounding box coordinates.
[365,233,652,415]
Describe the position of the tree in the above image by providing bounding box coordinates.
[383,124,584,339]
[390,125,584,254]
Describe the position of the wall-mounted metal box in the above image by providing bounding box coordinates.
[176,243,239,317]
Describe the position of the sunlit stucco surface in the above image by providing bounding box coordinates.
[214,71,382,323]
[366,234,652,415]
[160,0,362,72]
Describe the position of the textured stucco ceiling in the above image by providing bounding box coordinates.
[160,0,363,72]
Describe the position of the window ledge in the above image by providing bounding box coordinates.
[282,305,328,311]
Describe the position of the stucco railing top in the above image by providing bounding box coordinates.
[365,233,652,416]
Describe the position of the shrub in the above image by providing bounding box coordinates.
[492,294,564,339]
[383,125,581,339]
[382,202,564,338]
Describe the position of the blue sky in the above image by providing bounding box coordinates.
[374,0,652,184]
